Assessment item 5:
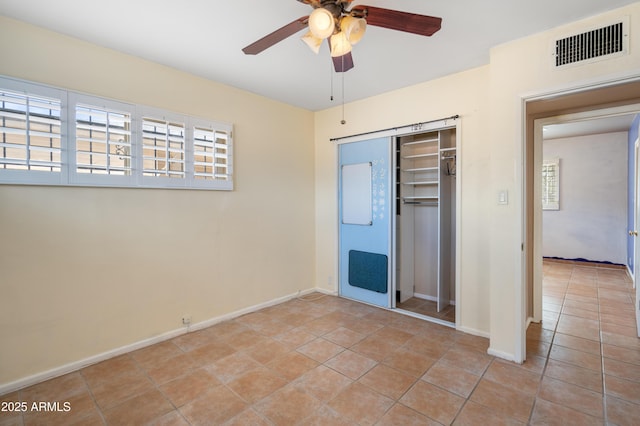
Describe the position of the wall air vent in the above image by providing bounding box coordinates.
[554,19,628,67]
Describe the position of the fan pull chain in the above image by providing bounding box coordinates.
[330,57,334,102]
[340,55,346,125]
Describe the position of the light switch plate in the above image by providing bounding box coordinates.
[498,190,509,205]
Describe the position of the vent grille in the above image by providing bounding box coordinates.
[555,22,625,67]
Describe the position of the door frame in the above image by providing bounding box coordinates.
[635,136,640,335]
[531,106,640,321]
[522,77,640,361]
[634,137,639,287]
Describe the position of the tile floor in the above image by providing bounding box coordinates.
[396,297,456,324]
[1,259,639,425]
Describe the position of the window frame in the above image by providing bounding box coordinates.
[0,76,233,191]
[190,116,233,189]
[69,93,136,187]
[0,78,68,186]
[140,107,189,188]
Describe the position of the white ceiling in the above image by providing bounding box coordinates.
[544,114,638,140]
[0,0,637,112]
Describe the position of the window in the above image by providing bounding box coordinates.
[0,89,62,173]
[142,118,185,178]
[542,159,560,210]
[193,126,230,181]
[75,104,132,175]
[0,76,233,190]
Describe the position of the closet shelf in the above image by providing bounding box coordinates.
[402,196,439,201]
[402,153,438,159]
[440,147,456,152]
[402,181,438,186]
[402,138,438,146]
[403,200,439,206]
[403,167,439,172]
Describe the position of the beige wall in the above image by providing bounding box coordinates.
[314,2,640,360]
[487,3,640,359]
[3,1,640,388]
[314,66,492,337]
[0,16,315,386]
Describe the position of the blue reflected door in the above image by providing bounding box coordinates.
[338,137,392,308]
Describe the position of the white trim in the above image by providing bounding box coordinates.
[487,347,517,362]
[515,93,527,364]
[457,325,490,339]
[413,292,456,306]
[313,287,338,296]
[526,316,536,328]
[0,287,317,395]
[454,120,462,328]
[0,327,186,396]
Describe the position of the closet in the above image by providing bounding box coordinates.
[395,127,457,323]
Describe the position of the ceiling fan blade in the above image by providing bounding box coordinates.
[242,16,309,55]
[332,52,354,73]
[351,5,442,37]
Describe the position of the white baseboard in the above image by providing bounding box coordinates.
[413,292,456,306]
[526,317,538,329]
[487,347,516,362]
[456,325,490,339]
[0,287,319,396]
[0,327,187,397]
[315,287,338,296]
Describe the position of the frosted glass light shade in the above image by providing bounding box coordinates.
[330,31,352,57]
[301,31,322,54]
[340,16,366,45]
[309,8,335,39]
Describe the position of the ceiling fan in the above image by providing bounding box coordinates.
[242,0,442,72]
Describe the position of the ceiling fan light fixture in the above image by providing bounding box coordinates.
[340,16,366,45]
[308,7,335,39]
[301,31,322,54]
[329,31,352,57]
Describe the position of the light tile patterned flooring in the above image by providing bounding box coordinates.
[1,260,639,425]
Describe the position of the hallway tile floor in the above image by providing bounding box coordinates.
[0,260,638,425]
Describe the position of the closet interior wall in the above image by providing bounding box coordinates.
[395,127,457,322]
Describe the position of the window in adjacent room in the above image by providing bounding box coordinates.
[542,158,560,210]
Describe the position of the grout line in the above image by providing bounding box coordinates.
[527,273,564,425]
[597,268,609,424]
[78,367,107,425]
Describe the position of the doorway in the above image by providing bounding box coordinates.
[524,79,640,350]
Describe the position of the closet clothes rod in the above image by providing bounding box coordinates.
[330,114,460,142]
